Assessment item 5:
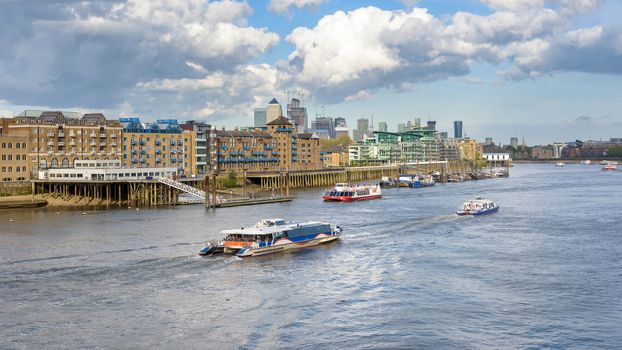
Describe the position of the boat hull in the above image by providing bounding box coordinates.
[322,194,382,201]
[237,233,341,257]
[457,206,499,216]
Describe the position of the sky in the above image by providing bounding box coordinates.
[1,0,621,145]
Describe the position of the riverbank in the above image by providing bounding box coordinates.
[0,195,48,209]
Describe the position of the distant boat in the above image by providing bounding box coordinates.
[602,164,617,171]
[580,160,592,165]
[199,218,342,257]
[556,162,565,167]
[457,197,499,216]
[323,183,382,201]
[398,174,435,188]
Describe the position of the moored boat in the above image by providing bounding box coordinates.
[323,183,382,201]
[556,162,565,167]
[580,160,592,165]
[199,218,343,257]
[378,176,398,188]
[457,197,499,216]
[398,174,435,188]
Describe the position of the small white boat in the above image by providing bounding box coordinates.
[199,218,342,257]
[556,162,565,167]
[580,160,592,165]
[457,197,499,216]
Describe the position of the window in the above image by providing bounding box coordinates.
[1,167,5,172]
[51,158,58,168]
[8,155,12,161]
[1,143,4,148]
[1,155,4,161]
[8,167,12,172]
[16,155,20,161]
[16,143,20,149]
[8,143,12,149]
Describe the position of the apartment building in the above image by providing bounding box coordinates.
[6,111,123,177]
[121,119,193,175]
[0,135,30,181]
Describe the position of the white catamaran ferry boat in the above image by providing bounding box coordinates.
[457,197,499,216]
[199,219,343,257]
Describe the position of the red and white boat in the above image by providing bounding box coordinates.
[323,183,382,202]
[602,164,617,171]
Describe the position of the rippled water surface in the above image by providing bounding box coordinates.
[1,164,621,349]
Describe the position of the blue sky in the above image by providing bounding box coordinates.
[0,0,621,144]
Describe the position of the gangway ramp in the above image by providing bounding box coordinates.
[156,177,206,201]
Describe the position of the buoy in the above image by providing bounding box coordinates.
[56,211,60,214]
[136,208,139,211]
[9,219,14,222]
[82,212,87,215]
[128,206,132,209]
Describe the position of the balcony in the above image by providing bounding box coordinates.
[47,141,55,146]
[292,151,297,156]
[292,145,297,150]
[139,140,145,146]
[140,159,146,163]
[111,142,117,147]
[292,139,298,144]
[89,133,96,138]
[132,159,138,163]
[177,149,183,154]
[155,141,161,146]
[177,140,183,146]
[100,142,106,146]
[131,150,137,154]
[57,141,65,146]
[110,133,117,138]
[170,150,176,154]
[90,141,96,146]
[57,132,65,138]
[46,132,55,137]
[131,140,137,145]
[170,140,175,145]
[177,157,183,162]
[156,158,161,163]
[264,145,274,150]
[155,150,161,154]
[99,133,106,138]
[171,158,177,163]
[140,150,146,154]
[69,141,76,146]
[69,132,76,137]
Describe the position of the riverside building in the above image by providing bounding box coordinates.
[120,118,194,176]
[215,116,321,173]
[348,128,467,165]
[5,111,123,178]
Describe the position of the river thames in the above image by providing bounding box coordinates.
[1,163,621,349]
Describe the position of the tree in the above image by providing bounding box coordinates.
[320,135,353,151]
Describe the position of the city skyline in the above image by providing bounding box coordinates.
[1,0,621,145]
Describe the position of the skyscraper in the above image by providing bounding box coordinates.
[427,120,436,131]
[453,120,463,139]
[406,120,413,131]
[287,98,308,133]
[334,117,349,138]
[254,108,267,128]
[266,98,283,123]
[378,121,387,132]
[311,116,335,139]
[414,118,421,128]
[510,137,518,147]
[397,123,406,133]
[354,118,369,141]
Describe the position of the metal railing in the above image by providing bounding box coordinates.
[156,176,206,200]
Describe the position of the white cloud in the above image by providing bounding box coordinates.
[268,0,328,14]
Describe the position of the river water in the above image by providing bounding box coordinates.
[1,163,621,349]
